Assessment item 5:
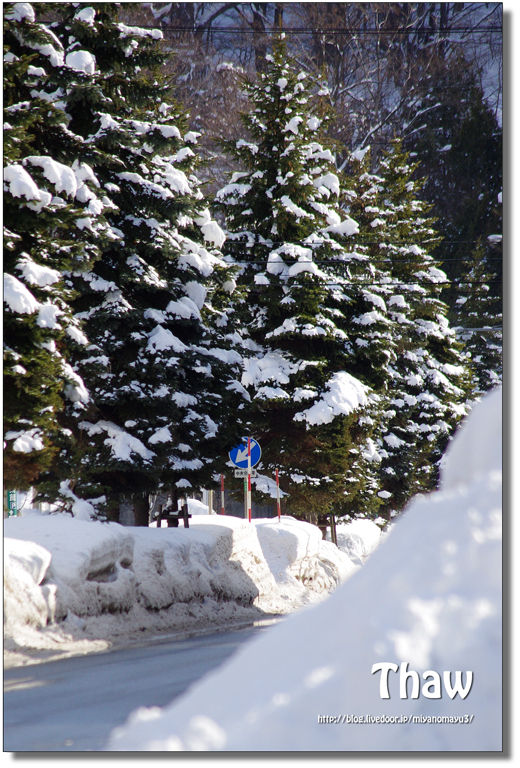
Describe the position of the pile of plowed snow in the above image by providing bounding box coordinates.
[4,513,372,665]
[106,387,502,752]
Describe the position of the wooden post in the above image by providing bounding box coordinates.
[221,474,225,515]
[276,469,281,522]
[330,514,337,546]
[171,487,178,515]
[181,501,191,529]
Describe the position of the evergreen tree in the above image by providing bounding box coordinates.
[216,39,390,521]
[360,142,473,514]
[3,3,108,489]
[31,3,246,521]
[451,240,502,396]
[337,147,405,518]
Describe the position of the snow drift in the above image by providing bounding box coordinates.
[107,387,502,752]
[4,513,360,663]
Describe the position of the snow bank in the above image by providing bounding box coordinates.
[4,515,135,625]
[255,516,357,602]
[4,513,358,664]
[4,538,52,636]
[107,387,502,752]
[335,518,383,566]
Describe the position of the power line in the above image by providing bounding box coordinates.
[36,17,503,37]
[245,280,502,287]
[224,240,502,245]
[222,242,502,250]
[454,326,502,332]
[222,258,502,267]
[221,249,502,258]
[147,25,503,36]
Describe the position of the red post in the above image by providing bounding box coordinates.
[247,437,252,522]
[276,468,281,522]
[221,474,225,515]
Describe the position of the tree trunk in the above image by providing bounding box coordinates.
[133,493,150,527]
[119,497,134,526]
[253,4,267,73]
[274,3,283,32]
[119,493,149,526]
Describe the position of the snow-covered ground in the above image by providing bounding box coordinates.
[4,507,381,668]
[104,386,502,752]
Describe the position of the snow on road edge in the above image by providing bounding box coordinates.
[4,513,372,666]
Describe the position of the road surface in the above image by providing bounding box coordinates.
[4,623,273,752]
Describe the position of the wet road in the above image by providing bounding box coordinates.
[4,623,272,752]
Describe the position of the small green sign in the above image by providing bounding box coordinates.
[7,490,18,517]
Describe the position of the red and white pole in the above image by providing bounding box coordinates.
[247,437,252,523]
[221,474,225,515]
[276,468,281,522]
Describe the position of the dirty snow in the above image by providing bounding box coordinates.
[4,512,363,669]
[106,387,502,752]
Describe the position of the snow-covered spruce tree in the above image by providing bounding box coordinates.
[3,2,110,490]
[358,141,473,514]
[334,147,410,518]
[450,183,502,397]
[215,39,393,522]
[451,239,502,396]
[33,3,245,522]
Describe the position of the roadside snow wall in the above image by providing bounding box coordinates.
[4,514,359,659]
[106,386,502,752]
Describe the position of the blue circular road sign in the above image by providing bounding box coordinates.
[229,438,261,468]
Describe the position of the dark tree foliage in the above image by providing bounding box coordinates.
[3,3,108,489]
[27,3,246,521]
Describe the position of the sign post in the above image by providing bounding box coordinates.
[276,469,281,522]
[229,438,261,523]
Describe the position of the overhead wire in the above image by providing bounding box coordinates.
[221,259,502,268]
[221,244,503,253]
[240,278,502,287]
[137,25,503,36]
[220,254,502,266]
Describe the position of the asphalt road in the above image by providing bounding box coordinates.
[4,623,273,752]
